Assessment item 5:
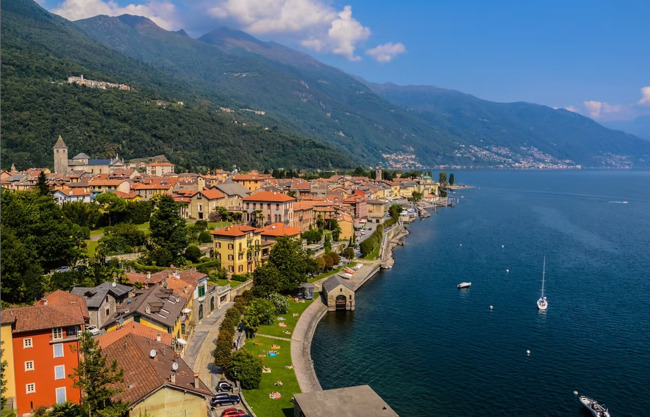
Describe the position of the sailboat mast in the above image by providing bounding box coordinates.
[541,256,546,298]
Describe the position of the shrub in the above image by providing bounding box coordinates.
[329,251,340,265]
[231,273,250,282]
[184,245,202,263]
[213,339,233,370]
[268,293,289,314]
[241,290,254,303]
[198,231,213,243]
[342,247,355,260]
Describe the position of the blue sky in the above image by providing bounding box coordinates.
[42,0,650,122]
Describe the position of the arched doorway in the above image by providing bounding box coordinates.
[199,304,204,320]
[335,295,347,310]
[210,297,215,312]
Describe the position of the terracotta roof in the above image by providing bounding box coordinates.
[260,223,301,237]
[243,191,295,203]
[96,322,172,349]
[146,162,175,167]
[114,190,138,199]
[232,174,272,181]
[293,201,316,211]
[55,187,91,197]
[162,277,193,297]
[198,188,225,200]
[89,179,127,186]
[35,290,90,322]
[211,225,260,237]
[102,334,211,406]
[174,270,208,287]
[1,305,85,333]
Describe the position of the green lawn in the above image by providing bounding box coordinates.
[208,221,231,230]
[85,240,99,257]
[89,228,105,237]
[136,221,150,231]
[242,294,319,417]
[212,279,246,289]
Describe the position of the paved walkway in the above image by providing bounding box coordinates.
[255,333,291,342]
[183,302,233,393]
[291,298,327,392]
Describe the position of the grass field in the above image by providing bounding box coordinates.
[242,294,318,417]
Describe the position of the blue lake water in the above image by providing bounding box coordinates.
[311,170,650,417]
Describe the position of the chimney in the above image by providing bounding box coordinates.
[146,272,151,281]
[170,373,176,384]
[156,333,161,343]
[193,373,199,389]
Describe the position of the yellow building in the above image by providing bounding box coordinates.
[231,173,272,192]
[211,225,262,274]
[0,323,16,410]
[367,199,389,223]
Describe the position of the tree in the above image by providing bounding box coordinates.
[1,342,8,410]
[95,193,127,227]
[449,173,455,186]
[323,232,332,253]
[388,204,402,220]
[343,247,355,260]
[266,237,314,292]
[411,191,423,202]
[301,228,322,244]
[252,264,283,298]
[226,350,262,390]
[1,224,44,303]
[36,171,51,196]
[329,252,341,265]
[149,195,188,260]
[267,293,289,314]
[62,202,102,229]
[439,171,448,185]
[71,332,129,417]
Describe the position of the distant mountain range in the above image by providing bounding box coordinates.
[602,116,650,141]
[3,0,650,170]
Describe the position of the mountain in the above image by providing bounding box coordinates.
[0,0,356,171]
[74,16,462,167]
[602,116,650,141]
[366,83,650,168]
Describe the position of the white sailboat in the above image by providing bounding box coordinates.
[537,257,548,310]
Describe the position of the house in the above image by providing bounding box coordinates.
[1,305,86,415]
[293,201,315,232]
[293,385,398,417]
[145,162,175,176]
[343,195,367,219]
[259,222,302,243]
[242,191,295,226]
[366,199,390,223]
[211,225,263,274]
[102,333,212,417]
[231,173,272,191]
[102,286,187,342]
[213,181,251,210]
[52,187,93,204]
[88,177,131,195]
[188,188,226,220]
[321,275,355,311]
[35,290,90,325]
[166,269,209,322]
[71,282,132,328]
[96,322,172,349]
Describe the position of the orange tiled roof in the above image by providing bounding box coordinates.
[1,305,86,333]
[198,188,225,200]
[89,179,127,186]
[243,191,295,203]
[146,162,174,167]
[260,223,301,237]
[211,225,260,237]
[97,322,172,349]
[35,289,90,322]
[114,190,138,199]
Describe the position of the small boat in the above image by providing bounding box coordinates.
[537,257,548,310]
[579,395,610,417]
[457,282,471,289]
[339,272,353,279]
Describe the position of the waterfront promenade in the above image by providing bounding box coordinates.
[291,298,327,392]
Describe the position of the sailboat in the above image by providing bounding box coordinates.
[537,257,548,310]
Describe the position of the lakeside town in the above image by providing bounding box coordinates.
[0,137,456,417]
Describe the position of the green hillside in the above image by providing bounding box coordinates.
[0,0,356,171]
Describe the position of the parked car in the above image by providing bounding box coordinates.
[221,409,246,417]
[210,394,240,407]
[54,266,71,273]
[85,326,101,336]
[216,381,233,392]
[73,265,87,272]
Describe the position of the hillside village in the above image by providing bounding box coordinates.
[1,137,447,417]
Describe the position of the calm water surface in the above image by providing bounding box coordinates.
[312,171,650,417]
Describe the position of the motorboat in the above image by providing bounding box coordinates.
[339,272,353,279]
[579,395,610,417]
[537,257,548,310]
[457,282,471,289]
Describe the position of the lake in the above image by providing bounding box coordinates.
[312,170,650,416]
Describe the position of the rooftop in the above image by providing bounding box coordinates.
[293,385,398,417]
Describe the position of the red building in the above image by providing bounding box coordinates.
[2,305,86,415]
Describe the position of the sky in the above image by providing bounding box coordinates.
[40,0,650,123]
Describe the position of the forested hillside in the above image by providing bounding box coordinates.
[0,0,356,171]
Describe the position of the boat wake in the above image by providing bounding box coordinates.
[607,200,629,204]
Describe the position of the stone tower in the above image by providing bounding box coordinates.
[375,165,383,181]
[53,135,68,174]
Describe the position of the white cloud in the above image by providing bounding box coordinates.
[583,100,627,119]
[366,42,406,63]
[51,0,180,31]
[638,86,650,106]
[207,0,373,60]
[564,105,579,113]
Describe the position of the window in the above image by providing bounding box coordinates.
[26,383,35,394]
[56,387,66,404]
[198,286,205,297]
[53,343,64,358]
[228,255,234,261]
[105,307,110,317]
[228,266,234,272]
[52,327,63,340]
[228,243,234,250]
[238,265,243,272]
[55,365,65,380]
[25,361,34,371]
[23,338,33,348]
[216,242,221,248]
